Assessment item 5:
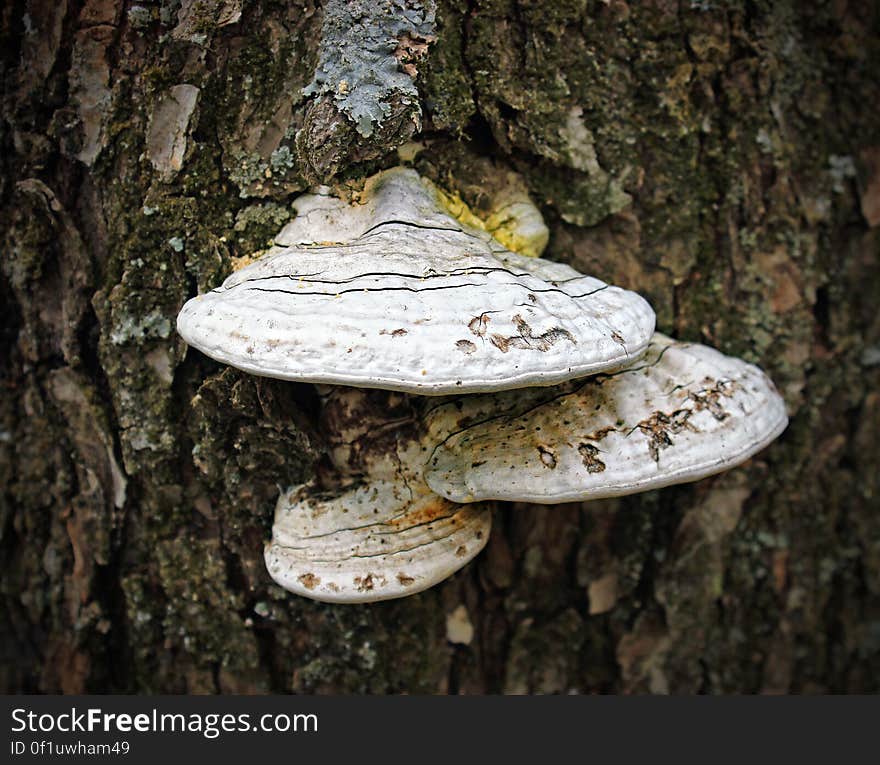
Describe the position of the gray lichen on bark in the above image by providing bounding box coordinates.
[295,0,437,184]
[303,0,436,137]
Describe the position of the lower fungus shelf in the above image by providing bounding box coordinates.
[264,476,491,604]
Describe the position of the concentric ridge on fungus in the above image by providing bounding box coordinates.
[176,167,655,395]
[264,478,490,603]
[422,334,789,504]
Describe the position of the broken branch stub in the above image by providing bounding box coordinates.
[423,334,789,504]
[176,167,656,395]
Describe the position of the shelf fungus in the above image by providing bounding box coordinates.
[176,167,655,394]
[176,165,789,604]
[264,388,491,603]
[265,477,491,603]
[423,334,788,504]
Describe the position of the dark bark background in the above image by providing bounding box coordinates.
[2,0,879,694]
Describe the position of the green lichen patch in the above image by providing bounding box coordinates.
[416,0,475,133]
[232,202,295,252]
[156,535,264,678]
[527,158,631,227]
[202,5,319,197]
[281,596,449,693]
[461,0,643,226]
[503,609,586,694]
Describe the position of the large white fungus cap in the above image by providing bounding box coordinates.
[264,476,491,603]
[177,167,655,395]
[423,334,789,504]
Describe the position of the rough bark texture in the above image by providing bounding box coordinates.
[2,0,878,694]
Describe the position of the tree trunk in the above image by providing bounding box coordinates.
[2,0,878,694]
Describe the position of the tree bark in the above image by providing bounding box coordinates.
[2,0,878,694]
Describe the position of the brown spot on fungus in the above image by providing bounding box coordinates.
[687,378,739,420]
[637,410,697,462]
[583,425,617,442]
[577,443,606,473]
[388,497,452,528]
[537,445,557,469]
[297,573,321,590]
[490,315,576,353]
[468,314,491,337]
[354,574,380,591]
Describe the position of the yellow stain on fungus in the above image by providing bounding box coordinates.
[231,249,269,271]
[429,181,547,258]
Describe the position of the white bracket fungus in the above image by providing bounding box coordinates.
[176,167,655,395]
[175,165,789,604]
[265,477,490,603]
[264,388,490,603]
[422,334,789,504]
